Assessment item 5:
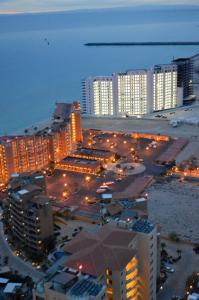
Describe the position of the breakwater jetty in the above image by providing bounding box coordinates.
[85,42,199,46]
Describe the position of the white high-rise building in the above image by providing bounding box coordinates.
[116,70,151,116]
[82,76,113,116]
[153,64,178,111]
[82,64,183,117]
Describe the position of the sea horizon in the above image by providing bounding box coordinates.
[0,5,199,135]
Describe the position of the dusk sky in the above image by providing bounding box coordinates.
[0,0,199,14]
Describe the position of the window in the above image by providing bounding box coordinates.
[106,269,112,276]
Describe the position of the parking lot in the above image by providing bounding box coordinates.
[46,129,172,213]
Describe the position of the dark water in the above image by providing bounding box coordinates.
[0,6,199,134]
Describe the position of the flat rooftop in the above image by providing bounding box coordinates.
[113,176,153,201]
[132,219,154,234]
[74,147,113,157]
[61,156,100,165]
[156,138,188,164]
[175,141,199,165]
[69,278,104,298]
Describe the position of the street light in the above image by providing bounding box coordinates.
[62,173,66,178]
[85,176,91,182]
[79,264,83,271]
[62,191,68,198]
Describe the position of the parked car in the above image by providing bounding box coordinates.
[163,266,175,273]
[193,246,199,254]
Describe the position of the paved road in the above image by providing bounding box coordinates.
[157,239,199,300]
[0,221,44,281]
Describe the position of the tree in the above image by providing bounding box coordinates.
[169,231,180,242]
[176,249,182,258]
[161,242,166,251]
[115,153,121,161]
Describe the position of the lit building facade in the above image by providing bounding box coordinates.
[33,223,158,300]
[153,64,178,111]
[82,64,183,117]
[116,70,150,116]
[7,172,54,257]
[172,52,199,102]
[83,76,113,116]
[55,156,101,175]
[0,135,50,186]
[0,102,83,186]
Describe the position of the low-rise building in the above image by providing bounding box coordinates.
[71,147,115,163]
[55,156,102,174]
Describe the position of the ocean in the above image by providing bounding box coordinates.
[0,5,199,134]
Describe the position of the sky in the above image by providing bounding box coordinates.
[0,0,199,14]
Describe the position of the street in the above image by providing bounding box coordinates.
[0,220,44,282]
[157,239,199,300]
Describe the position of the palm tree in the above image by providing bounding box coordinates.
[161,242,166,251]
[176,249,182,258]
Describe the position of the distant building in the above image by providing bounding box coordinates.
[83,64,182,117]
[7,172,54,258]
[82,76,113,116]
[0,101,83,186]
[33,222,158,300]
[172,57,193,101]
[173,52,199,102]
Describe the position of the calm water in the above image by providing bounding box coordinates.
[0,6,199,134]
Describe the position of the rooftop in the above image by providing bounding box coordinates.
[61,156,100,166]
[69,278,104,298]
[3,283,22,294]
[63,225,136,277]
[106,203,123,216]
[132,219,154,234]
[113,176,153,201]
[157,138,188,164]
[74,147,114,157]
[53,102,80,122]
[52,272,76,286]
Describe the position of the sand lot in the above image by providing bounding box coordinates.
[147,179,199,243]
[83,116,199,139]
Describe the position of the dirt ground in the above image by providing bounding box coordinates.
[147,178,199,243]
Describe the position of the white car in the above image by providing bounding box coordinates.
[99,185,110,190]
[163,266,175,273]
[96,188,107,194]
[104,181,115,186]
